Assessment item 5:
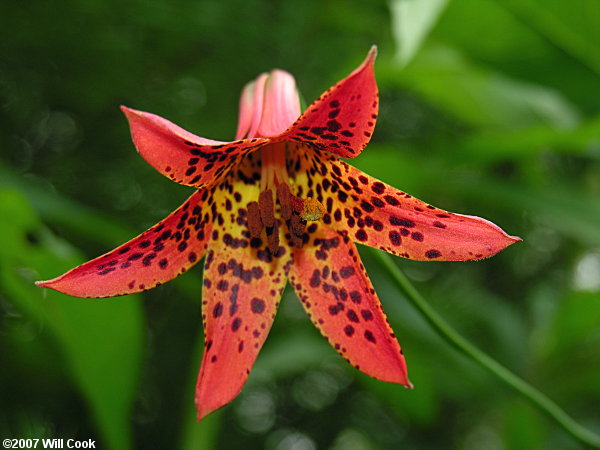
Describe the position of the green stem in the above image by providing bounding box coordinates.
[372,250,600,448]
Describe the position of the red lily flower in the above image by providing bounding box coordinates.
[37,47,520,420]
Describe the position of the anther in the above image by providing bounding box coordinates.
[266,223,280,255]
[276,183,292,220]
[247,201,263,238]
[259,189,275,227]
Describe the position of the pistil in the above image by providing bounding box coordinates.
[260,142,289,191]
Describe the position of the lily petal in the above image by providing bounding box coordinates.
[36,190,212,298]
[277,46,378,158]
[289,223,410,386]
[294,149,520,261]
[256,70,302,138]
[195,157,292,420]
[235,73,268,140]
[122,106,269,189]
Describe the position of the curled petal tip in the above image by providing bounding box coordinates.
[35,278,55,289]
[120,105,135,115]
[405,380,414,390]
[367,45,378,62]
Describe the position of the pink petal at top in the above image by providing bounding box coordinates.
[235,73,268,140]
[255,69,302,138]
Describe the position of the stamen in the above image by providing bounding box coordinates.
[258,189,275,227]
[276,183,292,220]
[290,213,306,237]
[266,223,280,255]
[247,201,263,238]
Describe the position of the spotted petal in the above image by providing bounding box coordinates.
[195,157,292,420]
[277,46,378,158]
[36,190,212,298]
[293,149,520,261]
[122,107,269,189]
[289,223,410,385]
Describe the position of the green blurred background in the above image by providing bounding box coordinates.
[1,0,599,449]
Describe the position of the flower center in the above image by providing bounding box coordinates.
[246,143,325,254]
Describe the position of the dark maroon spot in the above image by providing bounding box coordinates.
[118,247,131,254]
[188,252,197,262]
[213,302,223,318]
[426,250,442,259]
[371,197,384,207]
[360,201,374,213]
[142,253,156,266]
[411,232,424,242]
[349,291,362,304]
[252,267,263,279]
[347,309,359,323]
[329,303,344,315]
[327,120,342,132]
[251,298,265,314]
[159,258,168,269]
[98,268,116,275]
[384,195,399,206]
[361,310,373,321]
[238,341,244,353]
[344,325,355,337]
[217,280,228,291]
[390,217,415,227]
[364,330,376,343]
[310,269,321,288]
[433,221,447,229]
[128,252,144,261]
[372,182,385,194]
[232,318,242,331]
[355,229,367,241]
[340,266,355,278]
[330,100,340,108]
[389,231,401,246]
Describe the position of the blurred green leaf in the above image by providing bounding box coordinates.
[0,162,134,245]
[501,0,600,76]
[380,45,580,130]
[454,115,600,163]
[503,400,546,450]
[538,291,600,359]
[390,0,449,67]
[0,189,143,450]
